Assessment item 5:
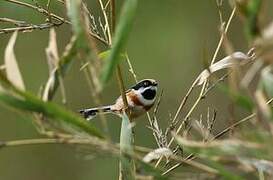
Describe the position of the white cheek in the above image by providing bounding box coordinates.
[132,88,156,106]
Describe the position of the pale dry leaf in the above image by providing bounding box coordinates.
[42,72,56,101]
[197,52,252,85]
[262,21,273,40]
[238,158,273,175]
[143,147,172,163]
[4,31,25,90]
[45,28,59,73]
[42,36,76,101]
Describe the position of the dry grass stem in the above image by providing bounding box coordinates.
[155,6,237,168]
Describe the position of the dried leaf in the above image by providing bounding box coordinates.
[143,148,172,163]
[4,31,25,90]
[262,21,273,40]
[197,52,252,85]
[42,73,56,101]
[42,36,77,101]
[45,28,59,73]
[238,158,273,175]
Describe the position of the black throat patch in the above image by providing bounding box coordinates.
[141,89,156,100]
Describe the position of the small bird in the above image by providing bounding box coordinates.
[79,79,158,120]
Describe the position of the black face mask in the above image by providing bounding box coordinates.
[141,89,156,100]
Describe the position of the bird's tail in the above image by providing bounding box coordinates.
[79,105,112,120]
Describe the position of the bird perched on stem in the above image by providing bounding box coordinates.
[79,79,158,120]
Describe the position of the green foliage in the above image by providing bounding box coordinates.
[1,0,273,179]
[67,0,82,36]
[119,112,135,180]
[245,0,262,40]
[66,0,87,50]
[237,0,262,41]
[100,0,138,85]
[217,83,254,111]
[0,72,104,138]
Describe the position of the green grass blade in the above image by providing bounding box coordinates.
[66,0,83,38]
[0,91,104,138]
[237,0,262,41]
[119,112,135,180]
[65,0,102,92]
[0,72,104,138]
[245,0,262,40]
[66,0,90,51]
[100,0,138,85]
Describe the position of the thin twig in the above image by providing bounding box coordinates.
[147,91,167,148]
[110,0,115,34]
[46,0,52,22]
[155,6,237,168]
[81,60,110,138]
[125,53,138,82]
[125,53,163,147]
[4,0,67,23]
[0,136,218,175]
[98,0,112,44]
[212,98,273,140]
[210,6,236,65]
[0,23,59,34]
[3,0,109,45]
[76,2,111,137]
[162,98,273,176]
[108,0,129,114]
[0,17,30,26]
[202,73,229,97]
[167,82,207,147]
[116,65,129,110]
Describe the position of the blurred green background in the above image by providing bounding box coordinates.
[0,0,272,179]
